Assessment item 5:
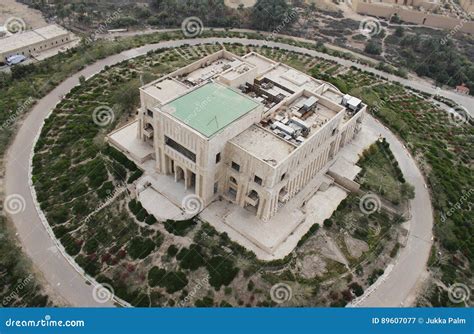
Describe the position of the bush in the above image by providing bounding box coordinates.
[148,267,188,293]
[127,237,155,259]
[195,296,214,307]
[167,245,179,257]
[145,215,157,225]
[127,169,143,183]
[323,219,333,229]
[349,282,364,297]
[148,266,166,287]
[177,245,205,270]
[60,233,81,256]
[103,146,138,171]
[206,256,239,289]
[164,219,196,236]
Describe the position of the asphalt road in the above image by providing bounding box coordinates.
[5,37,436,307]
[356,115,433,306]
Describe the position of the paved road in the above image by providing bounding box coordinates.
[103,30,474,115]
[5,37,435,307]
[355,115,433,306]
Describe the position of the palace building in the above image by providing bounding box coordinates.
[114,50,366,221]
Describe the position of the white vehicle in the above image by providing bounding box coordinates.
[6,54,26,66]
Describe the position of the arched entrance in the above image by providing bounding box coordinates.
[245,189,260,214]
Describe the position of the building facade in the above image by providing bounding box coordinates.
[135,50,365,221]
[0,24,76,62]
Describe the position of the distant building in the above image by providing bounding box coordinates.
[352,0,474,35]
[0,24,77,63]
[456,83,470,95]
[110,50,365,221]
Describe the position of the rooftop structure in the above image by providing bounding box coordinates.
[0,24,76,62]
[110,50,366,221]
[165,83,260,138]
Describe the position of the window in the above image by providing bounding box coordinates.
[231,161,240,172]
[215,152,221,164]
[214,182,218,194]
[254,175,262,185]
[281,173,286,181]
[332,128,337,136]
[164,136,196,162]
[147,109,153,117]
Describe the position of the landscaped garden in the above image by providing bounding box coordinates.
[28,43,416,307]
[1,28,471,307]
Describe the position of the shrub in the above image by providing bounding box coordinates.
[127,169,143,183]
[206,256,239,289]
[145,215,157,225]
[148,266,167,287]
[164,219,196,236]
[167,245,179,257]
[195,296,214,307]
[127,237,155,259]
[60,233,81,256]
[177,245,205,271]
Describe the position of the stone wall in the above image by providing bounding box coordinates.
[353,0,474,34]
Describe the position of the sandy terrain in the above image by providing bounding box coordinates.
[224,0,257,9]
[0,0,47,30]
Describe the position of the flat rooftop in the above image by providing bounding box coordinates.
[0,24,69,54]
[230,125,295,166]
[166,82,260,138]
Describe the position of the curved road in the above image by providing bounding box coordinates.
[6,37,434,307]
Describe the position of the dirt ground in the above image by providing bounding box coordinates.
[224,0,257,9]
[0,0,47,30]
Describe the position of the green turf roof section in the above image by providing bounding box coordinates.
[167,83,260,138]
